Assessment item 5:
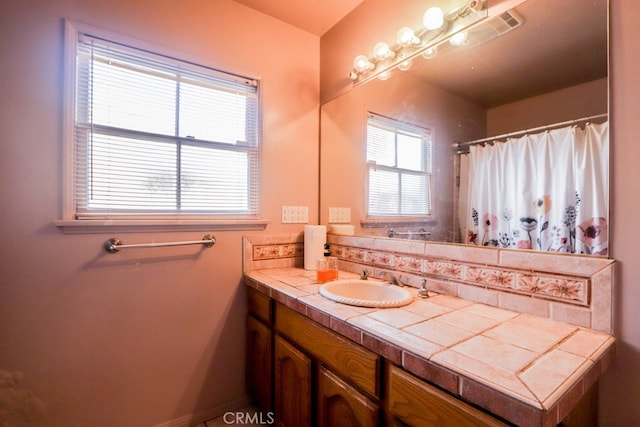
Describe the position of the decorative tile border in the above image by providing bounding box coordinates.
[253,242,303,260]
[330,243,590,307]
[242,233,614,333]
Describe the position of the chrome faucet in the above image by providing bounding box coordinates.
[417,279,429,299]
[381,271,405,287]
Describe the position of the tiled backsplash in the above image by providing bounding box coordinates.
[243,233,615,333]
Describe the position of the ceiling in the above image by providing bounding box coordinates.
[409,0,608,108]
[233,0,364,36]
[234,0,608,108]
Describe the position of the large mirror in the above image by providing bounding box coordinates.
[320,0,608,255]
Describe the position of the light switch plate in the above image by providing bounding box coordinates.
[282,206,309,223]
[329,207,351,223]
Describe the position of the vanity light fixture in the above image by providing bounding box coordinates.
[396,27,421,47]
[449,25,469,46]
[373,42,395,60]
[353,54,374,72]
[348,0,488,85]
[397,58,413,71]
[421,46,438,59]
[423,7,445,31]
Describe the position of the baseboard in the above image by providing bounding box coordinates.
[154,394,253,427]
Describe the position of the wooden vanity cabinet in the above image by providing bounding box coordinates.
[246,288,273,413]
[317,366,379,427]
[275,303,380,427]
[386,365,507,427]
[274,335,312,427]
[246,284,596,427]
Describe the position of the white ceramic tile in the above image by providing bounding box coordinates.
[404,319,476,347]
[428,294,475,310]
[298,294,376,320]
[519,349,589,405]
[264,281,310,299]
[431,349,541,408]
[349,315,443,359]
[557,328,612,359]
[401,298,453,318]
[451,335,538,372]
[461,303,519,321]
[482,322,568,354]
[366,308,425,328]
[298,283,321,294]
[497,292,550,318]
[510,313,578,338]
[550,302,591,328]
[434,310,502,333]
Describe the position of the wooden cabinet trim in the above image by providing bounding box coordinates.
[317,366,380,427]
[247,287,272,323]
[274,335,312,427]
[387,364,508,427]
[275,303,380,398]
[246,315,273,412]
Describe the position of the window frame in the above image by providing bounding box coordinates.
[57,20,268,232]
[364,112,434,221]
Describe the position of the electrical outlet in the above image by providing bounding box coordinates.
[329,207,351,223]
[282,206,309,223]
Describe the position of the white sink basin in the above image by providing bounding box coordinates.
[319,279,413,308]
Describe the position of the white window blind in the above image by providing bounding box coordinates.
[72,32,260,219]
[366,113,432,216]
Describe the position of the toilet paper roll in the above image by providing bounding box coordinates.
[304,225,327,270]
[328,224,355,236]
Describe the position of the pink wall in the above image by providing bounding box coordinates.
[0,1,318,426]
[487,78,608,136]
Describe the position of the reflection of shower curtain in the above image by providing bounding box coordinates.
[458,121,608,255]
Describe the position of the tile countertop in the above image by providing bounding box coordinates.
[245,267,615,426]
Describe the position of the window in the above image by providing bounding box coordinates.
[366,113,432,217]
[64,23,260,222]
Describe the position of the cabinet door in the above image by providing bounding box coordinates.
[317,367,379,427]
[246,315,272,412]
[387,365,507,427]
[274,335,312,427]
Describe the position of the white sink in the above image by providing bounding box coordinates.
[319,279,413,308]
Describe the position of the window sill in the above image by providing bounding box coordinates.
[54,218,270,234]
[360,217,438,228]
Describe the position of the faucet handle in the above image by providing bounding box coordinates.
[360,269,369,280]
[417,279,429,298]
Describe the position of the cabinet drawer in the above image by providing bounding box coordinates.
[275,303,380,398]
[318,367,379,427]
[387,365,507,427]
[247,287,272,323]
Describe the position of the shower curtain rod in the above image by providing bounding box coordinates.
[453,113,608,151]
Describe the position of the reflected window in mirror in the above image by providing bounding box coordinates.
[366,113,432,217]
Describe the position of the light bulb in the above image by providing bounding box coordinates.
[450,29,468,46]
[421,46,438,59]
[378,70,391,81]
[423,7,444,30]
[353,54,373,72]
[398,59,412,71]
[396,27,419,47]
[373,42,394,60]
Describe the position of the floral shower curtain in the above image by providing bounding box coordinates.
[459,121,608,255]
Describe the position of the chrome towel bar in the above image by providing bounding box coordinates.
[104,234,216,253]
[388,228,431,238]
